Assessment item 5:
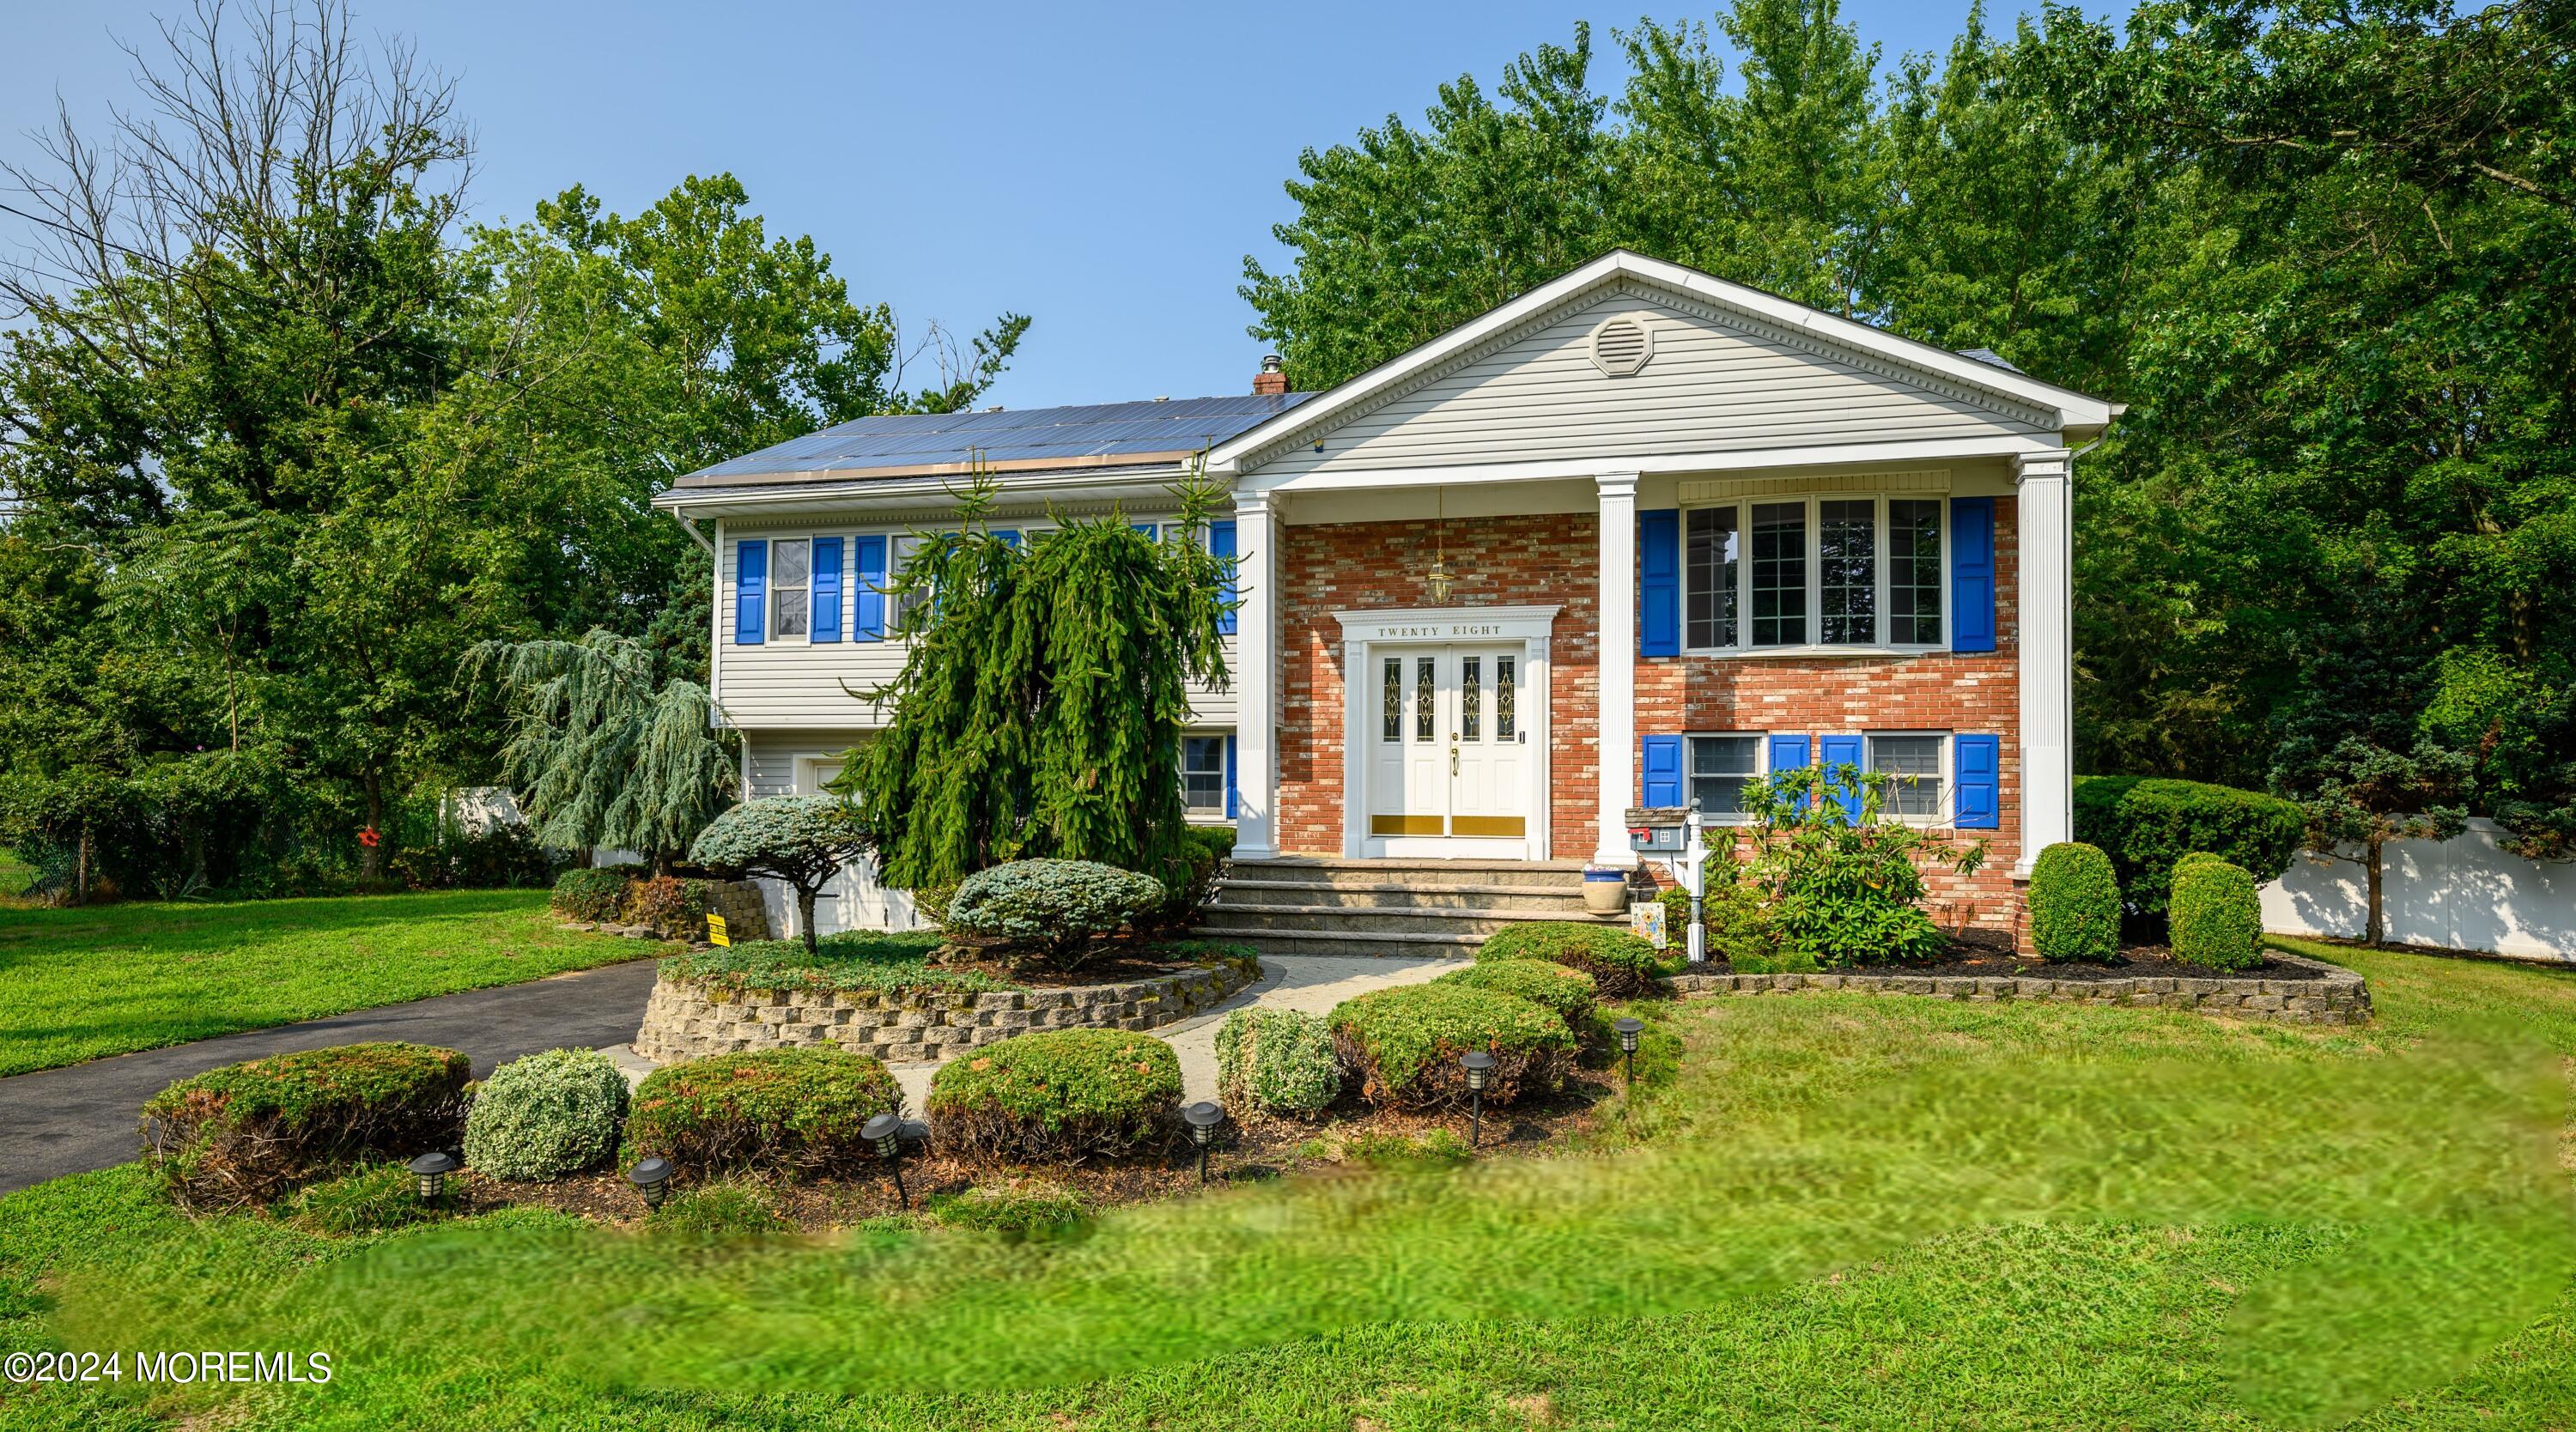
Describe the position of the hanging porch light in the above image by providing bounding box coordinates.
[1426,484,1455,604]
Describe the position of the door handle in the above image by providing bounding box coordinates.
[1450,744,1460,775]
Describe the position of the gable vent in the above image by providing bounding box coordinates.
[1589,314,1655,377]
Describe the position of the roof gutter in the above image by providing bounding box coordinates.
[648,462,1200,515]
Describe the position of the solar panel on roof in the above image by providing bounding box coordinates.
[677,392,1311,485]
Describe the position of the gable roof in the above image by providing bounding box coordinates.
[671,393,1311,490]
[1206,250,2117,476]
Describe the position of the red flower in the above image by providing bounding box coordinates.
[357,827,380,848]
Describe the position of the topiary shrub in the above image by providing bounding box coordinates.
[551,867,630,922]
[283,1162,444,1235]
[1214,1008,1341,1117]
[626,1046,901,1180]
[2172,850,2227,880]
[1475,921,1668,998]
[2170,859,2264,971]
[142,1042,471,1211]
[1328,983,1574,1110]
[928,1178,1091,1240]
[689,795,870,956]
[2073,776,2304,918]
[927,1027,1182,1162]
[1437,959,1598,1028]
[2028,842,2122,963]
[647,1181,791,1237]
[944,859,1165,968]
[462,1047,629,1181]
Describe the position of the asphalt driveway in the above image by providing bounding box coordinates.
[0,956,663,1196]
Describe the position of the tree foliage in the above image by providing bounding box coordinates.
[687,795,868,955]
[460,630,735,871]
[838,473,1234,894]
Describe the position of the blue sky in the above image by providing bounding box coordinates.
[5,1,2066,410]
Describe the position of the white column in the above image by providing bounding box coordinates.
[1593,471,1639,868]
[2014,448,2074,875]
[1231,490,1282,860]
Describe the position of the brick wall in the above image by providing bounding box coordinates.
[1274,503,2027,936]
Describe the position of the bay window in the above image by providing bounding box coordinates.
[1684,495,1947,652]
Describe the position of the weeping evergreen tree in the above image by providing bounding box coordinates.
[461,630,737,872]
[841,471,1233,892]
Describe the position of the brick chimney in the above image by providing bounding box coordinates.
[1252,353,1289,396]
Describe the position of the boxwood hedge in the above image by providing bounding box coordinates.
[2170,859,2265,971]
[625,1046,900,1180]
[2028,842,2122,962]
[1214,1007,1341,1116]
[1437,958,1599,1027]
[141,1042,471,1211]
[2073,776,2304,917]
[927,1027,1182,1162]
[462,1047,630,1181]
[1329,983,1574,1109]
[1475,920,1669,998]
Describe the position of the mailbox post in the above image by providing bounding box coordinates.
[1625,804,1714,964]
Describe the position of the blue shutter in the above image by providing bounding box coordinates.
[1952,496,1996,652]
[811,537,843,642]
[1638,508,1680,657]
[1819,733,1865,824]
[1211,519,1238,635]
[1224,733,1239,819]
[1954,733,2000,828]
[1642,734,1684,808]
[734,539,767,646]
[854,537,887,640]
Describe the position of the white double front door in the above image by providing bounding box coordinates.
[1366,643,1530,856]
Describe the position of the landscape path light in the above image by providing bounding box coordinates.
[408,1150,457,1204]
[628,1156,675,1212]
[1615,1017,1645,1088]
[1461,1049,1497,1150]
[1183,1101,1225,1184]
[865,1113,908,1209]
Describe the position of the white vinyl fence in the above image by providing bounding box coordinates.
[2261,817,2576,964]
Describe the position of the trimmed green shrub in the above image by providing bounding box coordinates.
[2170,859,2264,971]
[551,867,630,922]
[2073,776,2304,917]
[142,1042,471,1211]
[1328,983,1575,1110]
[2028,842,2122,962]
[647,1181,790,1236]
[1476,921,1669,998]
[927,1028,1182,1162]
[1146,833,1227,934]
[2172,850,2227,880]
[283,1163,443,1235]
[1214,1008,1341,1116]
[944,859,1165,968]
[626,1046,901,1179]
[929,1178,1091,1240]
[462,1047,629,1181]
[621,875,708,932]
[1437,959,1598,1027]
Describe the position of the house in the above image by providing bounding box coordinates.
[654,250,2116,949]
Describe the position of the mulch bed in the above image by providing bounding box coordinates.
[461,1064,1628,1235]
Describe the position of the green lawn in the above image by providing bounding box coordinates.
[0,847,32,896]
[0,891,665,1077]
[1,939,2570,1429]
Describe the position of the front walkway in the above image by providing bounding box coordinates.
[884,952,1467,1112]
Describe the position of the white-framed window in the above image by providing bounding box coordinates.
[771,538,811,640]
[1182,734,1227,816]
[1685,495,1947,653]
[890,534,931,631]
[1867,731,1947,821]
[1686,733,1765,823]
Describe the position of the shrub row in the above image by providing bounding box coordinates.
[926,1028,1182,1162]
[549,867,715,931]
[2072,775,2303,916]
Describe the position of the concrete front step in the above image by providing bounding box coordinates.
[1215,878,1590,913]
[1225,856,1590,891]
[1185,925,1488,960]
[1198,903,1607,939]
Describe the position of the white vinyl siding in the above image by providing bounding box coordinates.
[739,732,919,934]
[1260,293,2051,480]
[717,524,1237,730]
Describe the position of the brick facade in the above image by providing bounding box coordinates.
[1273,502,2029,937]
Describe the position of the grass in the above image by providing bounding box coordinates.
[0,937,2570,1429]
[0,847,32,896]
[0,890,667,1077]
[659,930,1012,993]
